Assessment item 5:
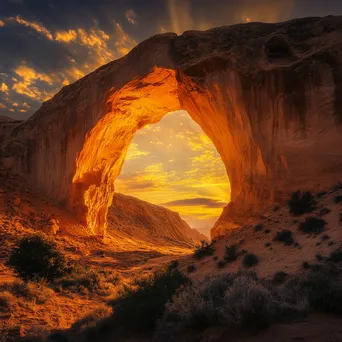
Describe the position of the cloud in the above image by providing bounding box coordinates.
[0,83,9,94]
[0,20,5,27]
[125,9,138,25]
[0,103,6,109]
[55,30,77,43]
[5,16,53,40]
[163,198,226,208]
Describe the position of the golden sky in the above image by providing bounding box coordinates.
[115,111,230,230]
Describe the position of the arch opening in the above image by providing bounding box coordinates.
[70,67,272,238]
[115,110,231,237]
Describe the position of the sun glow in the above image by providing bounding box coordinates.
[115,110,231,230]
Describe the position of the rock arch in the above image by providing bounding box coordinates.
[2,16,342,237]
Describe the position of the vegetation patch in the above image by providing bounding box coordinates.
[224,244,240,263]
[288,191,316,215]
[328,249,342,263]
[273,230,294,246]
[217,260,226,269]
[254,224,264,232]
[111,269,188,332]
[9,234,68,282]
[272,271,288,285]
[299,217,326,234]
[155,272,307,341]
[334,195,342,204]
[194,241,215,259]
[187,264,196,273]
[242,253,259,268]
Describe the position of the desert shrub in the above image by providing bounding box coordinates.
[316,253,324,262]
[319,207,331,216]
[71,304,112,333]
[155,272,307,341]
[9,234,68,281]
[328,249,342,263]
[316,191,327,198]
[254,224,264,232]
[273,230,294,246]
[265,242,271,247]
[187,264,196,273]
[0,291,15,313]
[10,280,53,304]
[56,265,121,296]
[224,244,239,262]
[217,260,226,269]
[273,271,288,284]
[288,190,316,215]
[299,217,326,234]
[167,260,179,271]
[286,266,342,314]
[264,229,271,234]
[111,269,188,331]
[302,262,311,270]
[334,195,342,204]
[213,256,218,261]
[321,234,330,241]
[242,253,259,268]
[194,241,215,259]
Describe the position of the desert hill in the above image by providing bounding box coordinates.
[109,193,207,248]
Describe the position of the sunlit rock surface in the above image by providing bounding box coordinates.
[109,193,208,248]
[1,16,342,238]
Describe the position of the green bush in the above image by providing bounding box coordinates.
[273,230,294,246]
[224,244,239,263]
[9,235,68,282]
[299,217,326,234]
[194,241,215,259]
[243,253,259,268]
[111,269,188,332]
[288,191,316,215]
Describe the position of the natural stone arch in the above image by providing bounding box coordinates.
[70,66,268,236]
[2,17,342,238]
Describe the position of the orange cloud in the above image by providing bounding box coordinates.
[0,103,6,109]
[6,16,53,40]
[0,20,4,27]
[55,30,77,43]
[12,64,54,101]
[0,83,9,94]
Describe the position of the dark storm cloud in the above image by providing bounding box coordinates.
[163,198,226,208]
[1,0,342,119]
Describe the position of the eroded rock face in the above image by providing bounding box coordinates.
[2,16,342,238]
[109,193,208,248]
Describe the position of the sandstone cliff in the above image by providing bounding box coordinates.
[108,193,207,248]
[1,16,342,238]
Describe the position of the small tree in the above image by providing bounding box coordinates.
[194,240,215,259]
[9,234,68,282]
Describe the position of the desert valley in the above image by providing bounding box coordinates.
[1,3,342,341]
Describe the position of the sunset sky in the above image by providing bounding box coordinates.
[115,111,230,229]
[1,0,342,229]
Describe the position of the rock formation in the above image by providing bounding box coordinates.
[1,16,342,237]
[108,193,207,248]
